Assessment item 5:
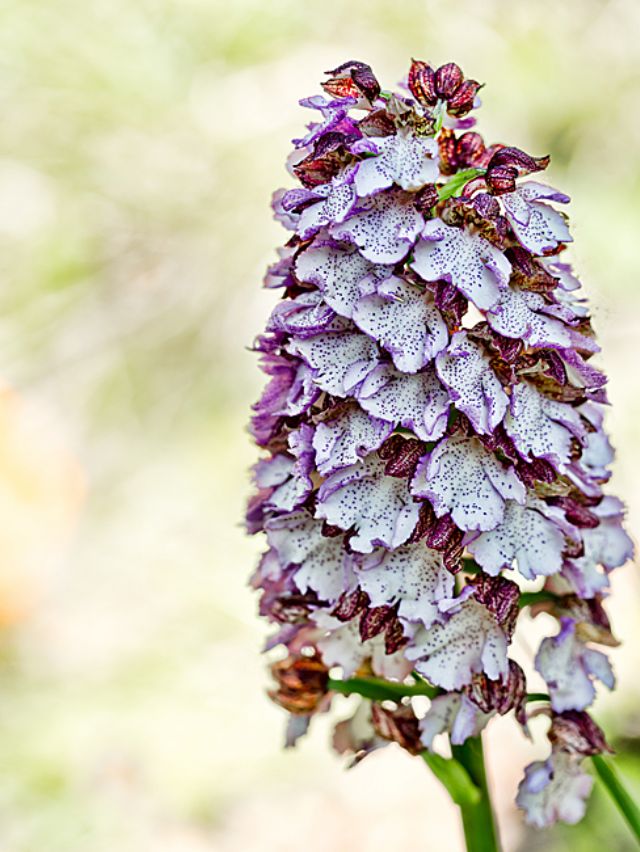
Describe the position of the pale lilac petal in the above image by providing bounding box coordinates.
[267,290,337,338]
[535,618,614,712]
[356,543,454,626]
[411,435,525,532]
[435,331,508,434]
[295,240,393,318]
[354,132,439,195]
[357,364,450,442]
[517,753,593,828]
[354,277,449,372]
[486,286,582,349]
[502,181,572,254]
[330,190,424,264]
[505,382,586,466]
[316,454,421,553]
[297,168,358,239]
[265,512,352,601]
[288,331,379,397]
[467,496,568,580]
[419,693,491,751]
[411,218,511,310]
[406,598,509,690]
[313,404,393,476]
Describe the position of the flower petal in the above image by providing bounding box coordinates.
[406,598,509,690]
[357,364,450,441]
[295,240,393,318]
[505,382,586,466]
[288,331,380,397]
[502,181,572,254]
[313,404,393,476]
[356,543,454,626]
[466,496,569,580]
[316,454,421,553]
[517,752,593,828]
[535,618,614,712]
[354,132,439,195]
[411,218,511,310]
[330,190,424,264]
[353,276,448,372]
[411,435,525,532]
[435,331,508,434]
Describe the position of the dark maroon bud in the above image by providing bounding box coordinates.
[480,424,520,464]
[471,573,520,639]
[487,146,550,176]
[506,246,558,292]
[435,62,463,99]
[548,496,600,528]
[465,660,527,726]
[379,435,426,478]
[438,127,458,174]
[384,616,407,653]
[359,604,395,641]
[358,109,397,137]
[323,60,381,102]
[408,501,437,543]
[549,710,613,756]
[332,588,369,621]
[516,456,557,487]
[294,151,344,187]
[371,704,423,754]
[408,59,438,106]
[455,132,486,167]
[414,183,439,215]
[486,164,518,195]
[269,653,330,715]
[448,79,482,116]
[471,191,500,219]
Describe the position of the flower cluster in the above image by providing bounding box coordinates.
[247,59,633,827]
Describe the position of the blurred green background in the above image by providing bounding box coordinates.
[0,0,638,849]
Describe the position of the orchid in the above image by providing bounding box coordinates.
[247,58,636,850]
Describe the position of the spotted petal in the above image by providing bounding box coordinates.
[354,132,439,195]
[353,277,448,372]
[297,168,358,239]
[295,240,392,318]
[486,286,585,350]
[316,454,421,553]
[411,218,511,310]
[505,382,586,466]
[356,543,454,626]
[288,331,379,397]
[435,331,508,434]
[313,404,393,476]
[267,290,337,338]
[502,181,572,254]
[265,512,352,601]
[357,364,450,441]
[411,435,525,532]
[466,497,571,580]
[406,598,510,690]
[330,190,424,264]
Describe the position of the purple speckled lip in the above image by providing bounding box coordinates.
[249,58,633,828]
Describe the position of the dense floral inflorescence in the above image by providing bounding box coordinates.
[247,59,633,828]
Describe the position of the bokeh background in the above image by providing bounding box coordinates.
[0,0,639,849]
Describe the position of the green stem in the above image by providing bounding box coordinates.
[451,735,501,852]
[592,754,640,843]
[437,168,486,202]
[327,675,438,701]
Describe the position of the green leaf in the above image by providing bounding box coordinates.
[421,751,482,807]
